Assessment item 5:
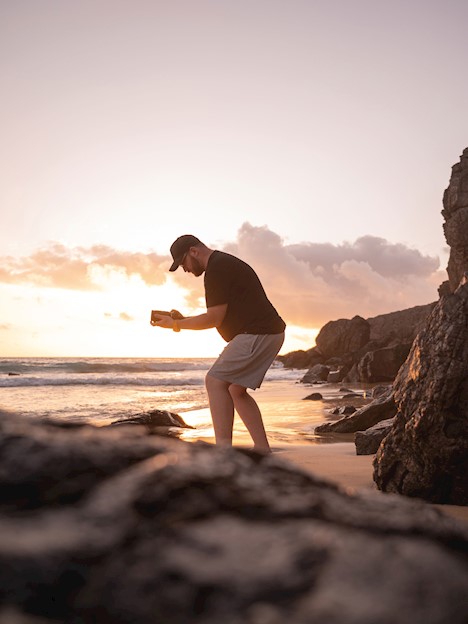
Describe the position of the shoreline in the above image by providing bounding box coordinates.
[179,379,468,527]
[275,443,468,526]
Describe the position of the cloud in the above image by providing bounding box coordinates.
[194,223,442,327]
[0,225,444,330]
[0,243,170,290]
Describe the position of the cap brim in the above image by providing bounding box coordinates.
[169,258,181,272]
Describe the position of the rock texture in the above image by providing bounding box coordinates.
[283,303,435,383]
[373,279,468,504]
[1,410,468,623]
[355,418,395,455]
[442,147,468,292]
[276,347,323,369]
[315,315,370,360]
[111,409,194,434]
[315,387,397,434]
[356,343,412,382]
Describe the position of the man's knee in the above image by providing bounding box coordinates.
[228,383,248,400]
[205,373,228,393]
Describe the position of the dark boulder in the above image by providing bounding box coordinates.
[315,387,396,434]
[303,392,323,400]
[356,343,412,382]
[355,418,395,455]
[277,347,323,369]
[315,315,370,360]
[374,279,468,505]
[111,409,194,432]
[301,364,330,383]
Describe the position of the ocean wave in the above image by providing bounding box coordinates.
[0,357,215,376]
[0,375,206,388]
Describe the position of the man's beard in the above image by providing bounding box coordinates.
[191,257,204,277]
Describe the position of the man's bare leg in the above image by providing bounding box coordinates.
[205,374,235,446]
[229,384,271,453]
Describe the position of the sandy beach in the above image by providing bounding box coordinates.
[180,381,468,527]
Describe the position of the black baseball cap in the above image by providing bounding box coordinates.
[169,235,202,271]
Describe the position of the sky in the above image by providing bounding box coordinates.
[1,0,467,358]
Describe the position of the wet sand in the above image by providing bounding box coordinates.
[181,381,468,527]
[277,443,468,526]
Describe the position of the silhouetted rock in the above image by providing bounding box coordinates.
[276,347,323,369]
[330,405,357,416]
[315,315,370,360]
[293,304,435,384]
[355,418,394,455]
[367,302,437,345]
[1,410,468,623]
[303,392,323,401]
[374,280,468,505]
[301,364,330,383]
[442,147,468,292]
[315,387,396,434]
[326,366,348,383]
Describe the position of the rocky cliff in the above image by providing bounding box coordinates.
[373,149,468,504]
[373,277,468,504]
[279,302,435,383]
[442,146,468,292]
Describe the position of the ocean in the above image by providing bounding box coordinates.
[0,357,368,446]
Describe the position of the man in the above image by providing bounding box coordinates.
[152,234,285,453]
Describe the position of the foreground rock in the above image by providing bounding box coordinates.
[1,410,468,623]
[374,279,468,504]
[315,387,396,434]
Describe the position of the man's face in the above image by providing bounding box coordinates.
[182,250,204,277]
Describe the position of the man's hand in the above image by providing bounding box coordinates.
[151,313,173,329]
[151,304,227,331]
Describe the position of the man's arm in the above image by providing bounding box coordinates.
[153,304,227,331]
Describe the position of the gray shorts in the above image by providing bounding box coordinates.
[208,332,285,390]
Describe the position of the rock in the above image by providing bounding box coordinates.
[367,302,436,345]
[276,347,323,369]
[330,405,357,416]
[303,392,323,401]
[0,412,166,510]
[1,410,468,624]
[315,387,396,434]
[283,303,436,385]
[326,367,348,383]
[0,608,54,623]
[111,409,194,432]
[301,364,330,383]
[356,343,412,382]
[374,280,468,505]
[340,405,357,415]
[315,315,370,360]
[442,147,468,292]
[372,384,392,399]
[355,418,395,455]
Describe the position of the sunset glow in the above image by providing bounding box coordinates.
[1,1,466,358]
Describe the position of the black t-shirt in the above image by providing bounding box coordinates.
[204,251,286,342]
